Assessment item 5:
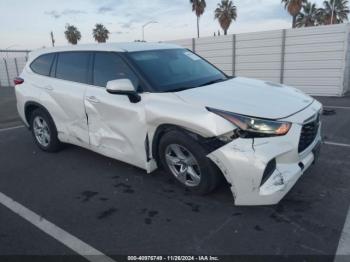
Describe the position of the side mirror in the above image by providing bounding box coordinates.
[106,79,141,103]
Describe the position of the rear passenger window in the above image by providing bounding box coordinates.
[56,52,90,84]
[30,54,55,76]
[93,52,138,88]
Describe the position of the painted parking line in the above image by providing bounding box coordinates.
[324,106,350,110]
[0,125,25,132]
[334,206,350,262]
[0,191,116,262]
[324,141,350,148]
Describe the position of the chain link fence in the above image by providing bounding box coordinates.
[0,50,30,88]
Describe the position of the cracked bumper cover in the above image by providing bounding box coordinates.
[208,109,322,206]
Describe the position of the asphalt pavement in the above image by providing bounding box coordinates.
[0,86,349,261]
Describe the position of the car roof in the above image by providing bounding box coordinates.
[28,42,183,60]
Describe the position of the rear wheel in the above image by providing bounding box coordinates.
[30,108,62,152]
[159,130,222,194]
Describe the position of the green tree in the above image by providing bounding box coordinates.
[282,0,306,28]
[318,0,349,25]
[296,2,319,27]
[64,24,81,45]
[190,0,206,38]
[214,0,237,35]
[93,24,110,43]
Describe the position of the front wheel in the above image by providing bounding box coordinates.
[158,130,222,194]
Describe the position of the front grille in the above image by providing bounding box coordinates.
[298,113,320,153]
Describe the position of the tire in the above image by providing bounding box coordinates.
[158,130,222,195]
[30,108,62,152]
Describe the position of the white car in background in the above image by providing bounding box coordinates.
[14,43,322,205]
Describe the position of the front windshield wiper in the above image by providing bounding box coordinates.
[163,86,197,93]
[199,78,228,87]
[162,78,230,93]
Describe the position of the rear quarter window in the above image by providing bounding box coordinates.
[30,53,55,76]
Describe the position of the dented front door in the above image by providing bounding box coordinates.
[84,86,148,170]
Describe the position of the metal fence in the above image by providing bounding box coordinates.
[168,23,350,97]
[0,50,30,88]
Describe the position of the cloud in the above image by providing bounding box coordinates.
[62,9,86,16]
[45,10,61,19]
[45,9,86,19]
[112,31,126,35]
[97,5,114,14]
[120,21,134,29]
[119,18,144,30]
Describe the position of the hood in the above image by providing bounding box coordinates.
[174,77,314,119]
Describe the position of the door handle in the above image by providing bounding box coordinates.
[86,96,100,104]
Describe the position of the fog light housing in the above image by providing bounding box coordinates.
[261,159,276,186]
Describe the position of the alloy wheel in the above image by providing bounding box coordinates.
[165,144,201,187]
[33,116,51,147]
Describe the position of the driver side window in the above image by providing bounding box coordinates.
[93,52,139,89]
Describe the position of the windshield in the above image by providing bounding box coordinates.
[127,49,228,92]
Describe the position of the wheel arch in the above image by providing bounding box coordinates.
[24,101,54,128]
[151,124,228,165]
[151,124,187,164]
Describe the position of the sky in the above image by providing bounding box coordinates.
[0,0,329,50]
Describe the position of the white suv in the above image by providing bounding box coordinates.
[15,43,322,205]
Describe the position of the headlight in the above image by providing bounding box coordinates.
[208,108,291,138]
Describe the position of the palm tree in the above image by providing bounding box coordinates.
[64,24,81,45]
[318,0,349,25]
[190,0,206,38]
[282,0,306,28]
[214,0,237,35]
[296,2,319,27]
[93,24,110,43]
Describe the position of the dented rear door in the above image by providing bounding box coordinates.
[41,51,91,145]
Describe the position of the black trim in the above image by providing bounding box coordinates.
[145,134,151,162]
[24,101,52,127]
[48,53,56,77]
[50,54,58,77]
[261,159,276,186]
[106,89,141,103]
[88,52,95,85]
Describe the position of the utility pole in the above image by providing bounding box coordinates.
[50,31,55,47]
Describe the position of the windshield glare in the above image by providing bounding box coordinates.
[127,49,227,92]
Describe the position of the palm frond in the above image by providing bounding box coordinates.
[214,0,237,35]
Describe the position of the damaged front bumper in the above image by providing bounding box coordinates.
[208,103,322,206]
